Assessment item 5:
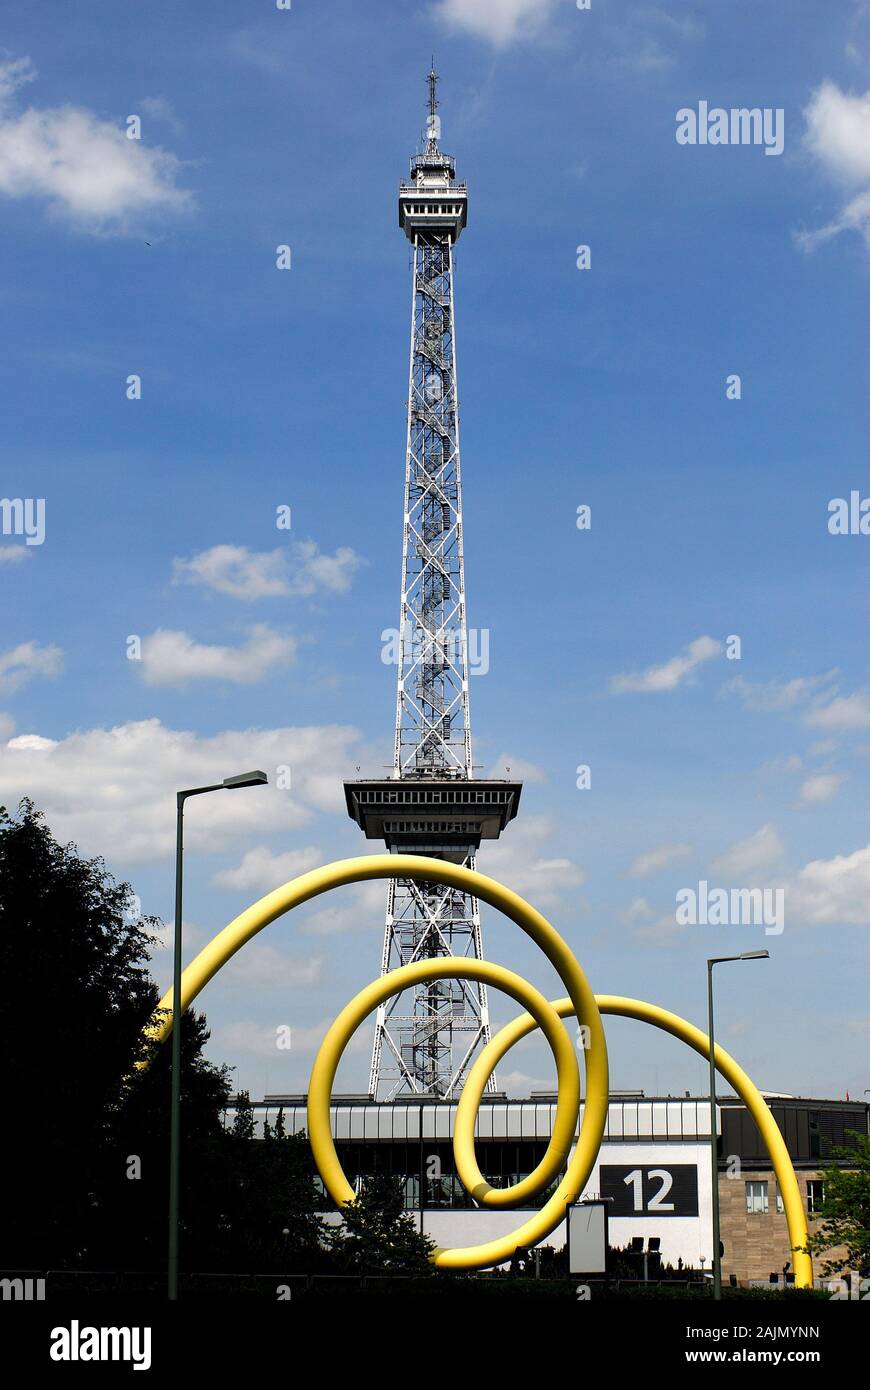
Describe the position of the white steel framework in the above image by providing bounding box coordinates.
[368,71,495,1101]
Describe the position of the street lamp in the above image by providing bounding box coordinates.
[168,770,268,1301]
[707,949,769,1301]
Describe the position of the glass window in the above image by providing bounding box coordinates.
[807,1180,825,1214]
[746,1180,768,1214]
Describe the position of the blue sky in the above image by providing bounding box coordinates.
[0,0,868,1103]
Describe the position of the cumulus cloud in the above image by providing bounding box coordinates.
[805,690,870,731]
[610,635,721,694]
[0,639,62,693]
[789,843,870,926]
[0,53,192,233]
[725,670,837,712]
[804,80,870,182]
[711,824,785,880]
[172,541,363,601]
[173,546,291,600]
[298,879,389,938]
[220,943,322,990]
[137,625,295,688]
[798,772,846,805]
[213,844,323,892]
[486,752,547,783]
[432,0,557,46]
[629,843,691,879]
[0,717,361,862]
[798,81,870,254]
[483,814,585,909]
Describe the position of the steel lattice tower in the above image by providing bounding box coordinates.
[345,70,522,1101]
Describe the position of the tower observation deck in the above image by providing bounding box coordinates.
[344,69,522,1101]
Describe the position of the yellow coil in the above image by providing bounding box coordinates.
[142,853,811,1284]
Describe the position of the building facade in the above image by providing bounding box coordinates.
[225,1090,867,1283]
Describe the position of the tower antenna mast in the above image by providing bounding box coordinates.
[345,70,522,1100]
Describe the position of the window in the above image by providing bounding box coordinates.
[807,1180,825,1214]
[746,1180,768,1214]
[776,1190,784,1214]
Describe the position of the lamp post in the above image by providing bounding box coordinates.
[707,949,769,1301]
[168,770,268,1301]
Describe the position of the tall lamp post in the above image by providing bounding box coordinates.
[168,770,268,1301]
[707,949,769,1300]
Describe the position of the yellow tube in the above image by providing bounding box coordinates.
[480,994,813,1288]
[143,853,609,1272]
[140,852,809,1283]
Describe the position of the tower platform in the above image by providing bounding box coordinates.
[344,778,522,862]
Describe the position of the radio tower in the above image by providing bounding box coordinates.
[345,68,522,1101]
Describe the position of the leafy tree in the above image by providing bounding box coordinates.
[804,1131,870,1278]
[0,799,229,1269]
[232,1090,255,1142]
[327,1175,435,1274]
[220,1104,326,1272]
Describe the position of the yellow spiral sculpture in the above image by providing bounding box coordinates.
[143,853,812,1285]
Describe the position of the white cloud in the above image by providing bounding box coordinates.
[0,53,191,233]
[138,625,295,688]
[726,670,837,712]
[711,824,785,880]
[213,844,323,892]
[212,1016,371,1059]
[796,189,870,254]
[289,540,363,596]
[0,640,63,693]
[487,752,547,783]
[629,842,691,879]
[622,896,653,924]
[804,80,870,183]
[483,814,585,909]
[8,733,55,751]
[631,914,688,947]
[172,541,363,601]
[432,0,557,46]
[805,690,870,731]
[0,546,31,564]
[798,772,846,805]
[139,95,183,133]
[611,635,721,694]
[300,879,389,937]
[0,53,36,106]
[799,81,870,253]
[0,717,361,862]
[173,546,291,600]
[789,843,870,926]
[220,943,322,990]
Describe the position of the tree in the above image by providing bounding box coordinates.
[327,1175,435,1275]
[220,1102,326,1272]
[804,1131,870,1278]
[0,799,230,1269]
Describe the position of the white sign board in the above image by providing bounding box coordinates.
[567,1201,607,1275]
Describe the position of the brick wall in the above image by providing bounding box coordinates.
[719,1168,846,1285]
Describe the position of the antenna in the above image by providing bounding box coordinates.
[426,61,441,150]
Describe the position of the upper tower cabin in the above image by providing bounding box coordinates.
[399,66,468,243]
